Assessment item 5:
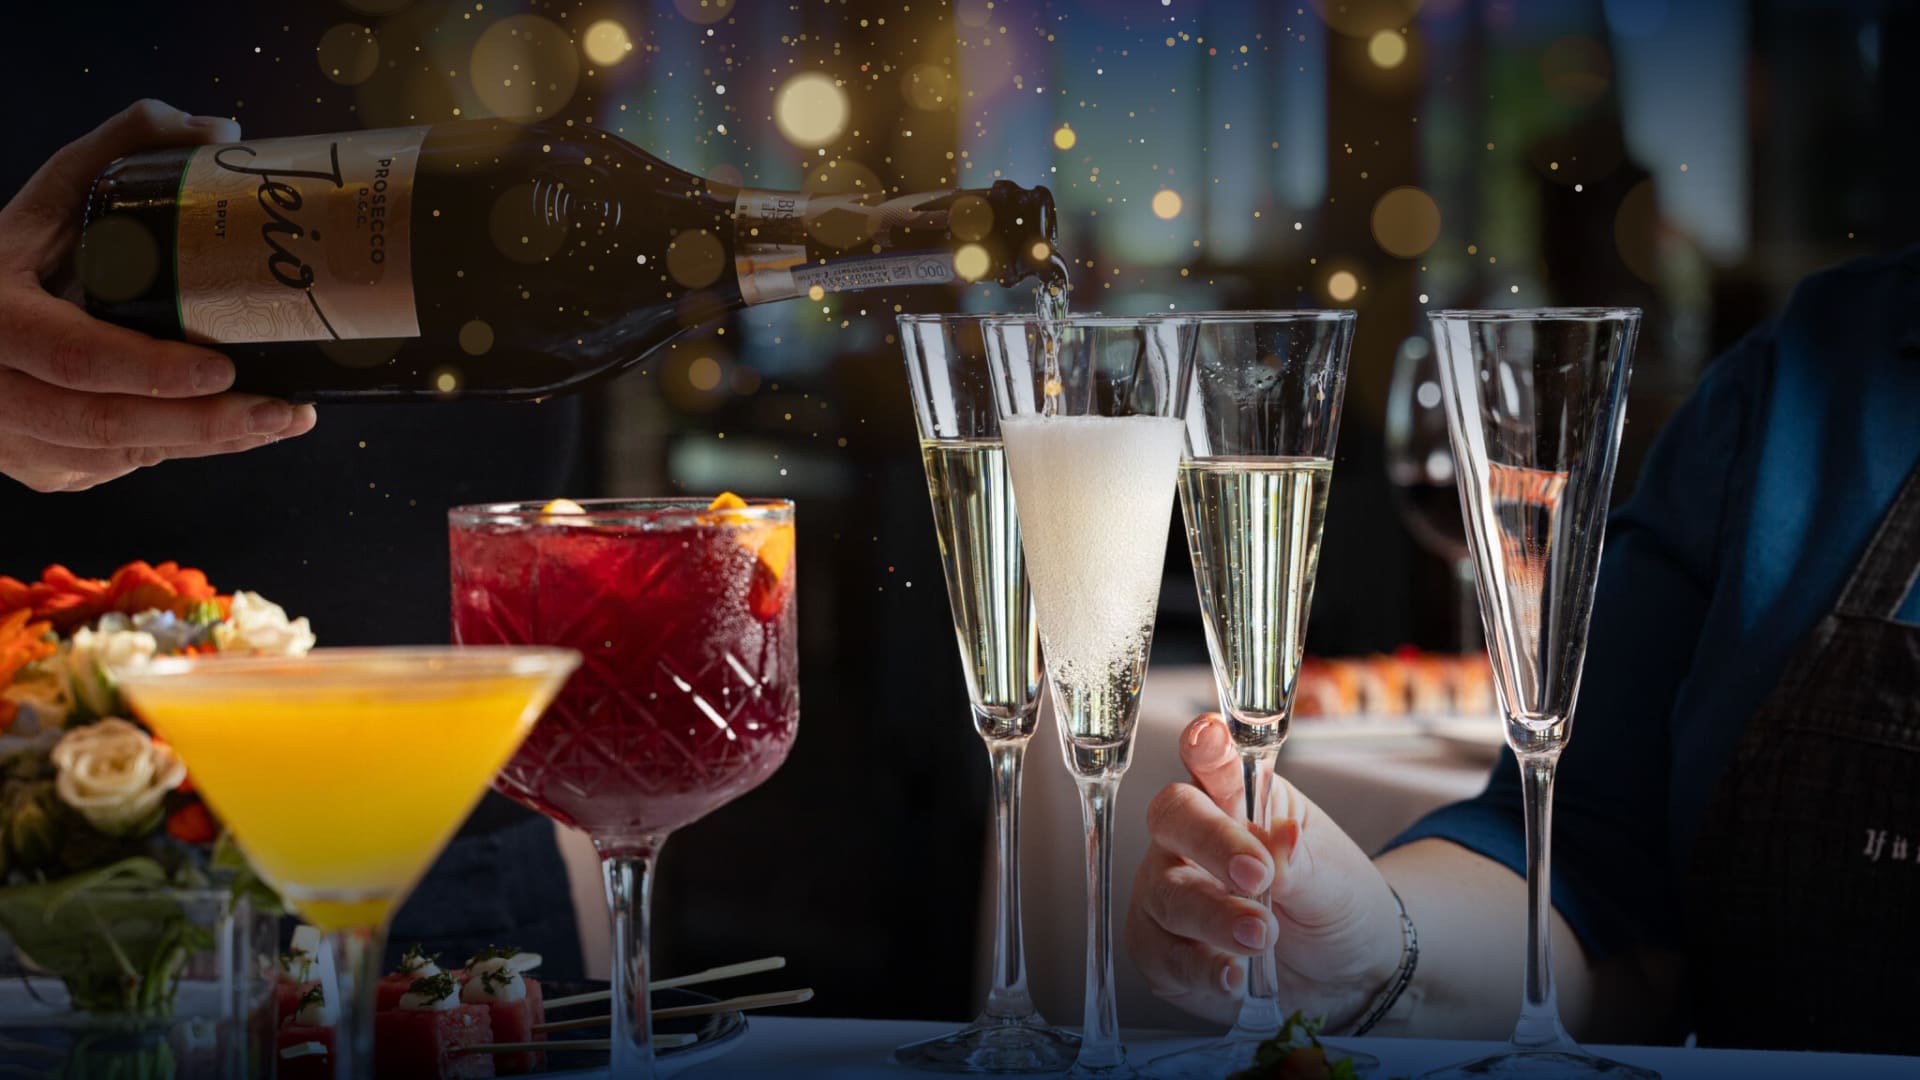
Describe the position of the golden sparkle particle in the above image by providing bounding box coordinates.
[953,244,992,282]
[581,20,633,67]
[1151,189,1183,220]
[1367,30,1408,70]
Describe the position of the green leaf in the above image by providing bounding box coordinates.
[0,857,206,1017]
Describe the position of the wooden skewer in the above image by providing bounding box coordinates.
[456,1033,698,1056]
[532,988,813,1035]
[542,957,788,1010]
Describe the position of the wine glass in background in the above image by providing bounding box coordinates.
[1386,335,1482,652]
[1146,311,1376,1079]
[450,499,800,1079]
[893,313,1080,1072]
[985,313,1197,1078]
[1422,308,1652,1079]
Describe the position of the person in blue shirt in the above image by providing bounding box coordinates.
[1125,248,1920,1052]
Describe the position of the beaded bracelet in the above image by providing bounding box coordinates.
[1347,886,1418,1037]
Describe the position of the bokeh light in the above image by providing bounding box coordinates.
[688,356,723,391]
[1327,269,1361,302]
[488,183,568,264]
[316,24,380,87]
[667,229,727,288]
[1053,125,1077,151]
[1151,189,1183,220]
[902,64,954,111]
[458,320,495,356]
[672,0,732,25]
[1367,30,1408,69]
[948,195,995,242]
[774,73,850,149]
[470,15,579,118]
[1370,187,1443,257]
[953,244,991,282]
[581,20,634,67]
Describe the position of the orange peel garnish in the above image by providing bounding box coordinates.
[703,493,795,611]
[541,498,587,517]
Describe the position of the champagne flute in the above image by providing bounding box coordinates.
[1145,311,1375,1078]
[893,313,1080,1072]
[985,313,1198,1077]
[1422,308,1654,1079]
[1386,336,1481,650]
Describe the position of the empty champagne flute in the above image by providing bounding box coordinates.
[1146,311,1374,1079]
[985,313,1197,1078]
[893,313,1080,1072]
[1423,308,1653,1079]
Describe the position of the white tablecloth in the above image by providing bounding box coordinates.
[642,1015,1920,1078]
[1018,664,1496,1031]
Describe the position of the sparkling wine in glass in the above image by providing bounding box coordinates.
[1144,312,1371,1079]
[1422,308,1653,1079]
[449,499,799,1079]
[986,313,1197,1078]
[893,312,1080,1072]
[1386,336,1481,650]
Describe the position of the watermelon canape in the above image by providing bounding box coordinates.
[374,971,496,1079]
[459,948,546,1075]
[277,985,335,1080]
[378,944,453,1010]
[273,925,324,1024]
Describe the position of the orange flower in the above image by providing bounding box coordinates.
[165,802,217,845]
[0,562,224,633]
[0,609,56,734]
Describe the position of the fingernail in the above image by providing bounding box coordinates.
[1185,718,1208,747]
[1228,854,1269,895]
[248,401,293,434]
[1218,962,1242,994]
[1232,917,1268,949]
[193,356,233,393]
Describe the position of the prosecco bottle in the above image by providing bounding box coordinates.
[79,119,1060,402]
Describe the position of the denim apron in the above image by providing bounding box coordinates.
[1687,461,1920,1052]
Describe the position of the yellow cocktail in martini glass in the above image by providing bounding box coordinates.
[114,646,580,1080]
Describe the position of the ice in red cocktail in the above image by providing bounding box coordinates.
[449,499,798,844]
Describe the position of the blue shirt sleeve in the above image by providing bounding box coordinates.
[1381,326,1771,961]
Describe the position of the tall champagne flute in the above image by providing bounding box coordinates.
[985,313,1197,1078]
[1146,311,1371,1078]
[893,313,1081,1072]
[450,499,800,1079]
[1423,309,1654,1079]
[1386,336,1481,650]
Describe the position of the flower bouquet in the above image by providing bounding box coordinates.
[0,561,313,1074]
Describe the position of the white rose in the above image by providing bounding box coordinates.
[212,593,315,657]
[50,718,187,836]
[65,627,158,717]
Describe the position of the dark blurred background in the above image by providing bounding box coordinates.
[5,0,1913,1023]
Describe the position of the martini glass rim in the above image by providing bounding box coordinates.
[114,644,582,689]
[449,496,794,529]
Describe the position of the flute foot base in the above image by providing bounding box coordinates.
[894,1014,1081,1074]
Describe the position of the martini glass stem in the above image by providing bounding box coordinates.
[1073,774,1126,1073]
[1514,748,1573,1051]
[985,736,1038,1019]
[325,924,383,1080]
[603,839,667,1079]
[1232,749,1284,1037]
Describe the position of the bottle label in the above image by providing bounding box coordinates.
[733,188,957,304]
[174,127,427,343]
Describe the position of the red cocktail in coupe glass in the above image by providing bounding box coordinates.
[448,496,799,1079]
